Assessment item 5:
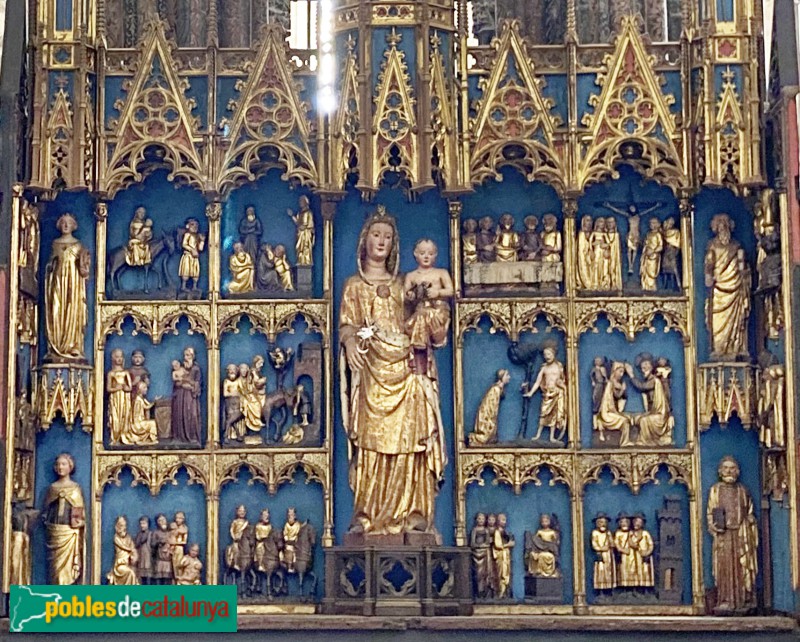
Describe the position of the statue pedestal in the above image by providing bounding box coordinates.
[524,576,564,604]
[322,545,473,616]
[342,531,441,547]
[294,265,313,297]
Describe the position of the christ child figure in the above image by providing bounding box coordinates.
[171,360,187,386]
[404,239,454,373]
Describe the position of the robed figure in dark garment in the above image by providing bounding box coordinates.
[239,207,263,263]
[171,346,202,444]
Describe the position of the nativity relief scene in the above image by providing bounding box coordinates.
[2,0,799,628]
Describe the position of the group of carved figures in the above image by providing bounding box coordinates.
[107,512,203,586]
[470,345,567,446]
[462,214,562,265]
[470,512,561,600]
[106,347,202,446]
[590,512,656,594]
[222,347,311,445]
[223,506,316,598]
[575,210,681,292]
[228,198,315,294]
[111,199,316,298]
[111,208,206,296]
[591,353,674,447]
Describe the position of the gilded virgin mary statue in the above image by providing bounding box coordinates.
[339,206,448,539]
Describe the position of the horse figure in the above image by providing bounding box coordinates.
[223,388,293,444]
[223,550,253,598]
[107,230,176,294]
[249,534,286,599]
[290,522,317,598]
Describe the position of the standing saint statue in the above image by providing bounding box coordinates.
[707,456,758,614]
[339,206,447,538]
[576,215,595,290]
[171,347,202,445]
[179,218,206,294]
[704,214,750,360]
[44,453,85,585]
[45,214,91,362]
[107,349,133,445]
[287,195,315,266]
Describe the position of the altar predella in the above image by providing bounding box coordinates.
[1,0,797,624]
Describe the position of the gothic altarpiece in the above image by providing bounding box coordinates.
[2,0,798,621]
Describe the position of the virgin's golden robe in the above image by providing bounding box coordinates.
[339,275,446,534]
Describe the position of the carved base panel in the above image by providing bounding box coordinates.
[322,546,473,616]
[524,576,564,604]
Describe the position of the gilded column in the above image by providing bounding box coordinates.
[206,490,219,585]
[94,203,108,448]
[321,196,337,547]
[571,486,587,613]
[681,197,705,613]
[778,190,798,586]
[92,202,109,584]
[450,198,466,545]
[449,200,462,299]
[562,198,579,449]
[456,0,470,187]
[2,185,23,592]
[206,202,221,448]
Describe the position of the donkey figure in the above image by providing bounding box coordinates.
[108,230,176,294]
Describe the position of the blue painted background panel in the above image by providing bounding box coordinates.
[578,319,687,448]
[105,171,210,297]
[583,467,692,604]
[218,468,325,597]
[101,468,208,584]
[221,171,321,297]
[466,467,573,602]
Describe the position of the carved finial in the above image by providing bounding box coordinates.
[430,31,442,52]
[386,27,402,47]
[721,66,736,85]
[346,34,356,54]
